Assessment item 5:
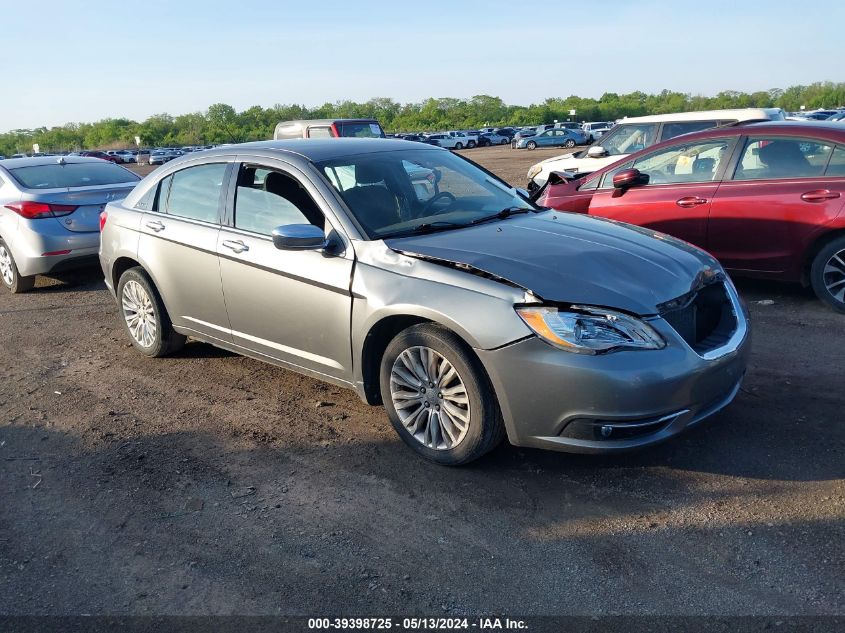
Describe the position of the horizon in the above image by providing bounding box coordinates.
[3,0,842,130]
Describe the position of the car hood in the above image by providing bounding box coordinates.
[384,211,720,315]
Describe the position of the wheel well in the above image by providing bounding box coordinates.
[111,256,142,290]
[361,315,431,405]
[802,230,845,286]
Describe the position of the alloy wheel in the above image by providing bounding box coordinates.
[823,248,845,303]
[0,244,14,286]
[389,346,470,450]
[122,280,157,348]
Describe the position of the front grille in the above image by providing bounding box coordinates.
[661,281,737,355]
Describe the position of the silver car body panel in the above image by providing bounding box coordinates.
[385,211,722,316]
[100,139,750,454]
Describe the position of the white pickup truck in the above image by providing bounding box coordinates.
[443,131,478,149]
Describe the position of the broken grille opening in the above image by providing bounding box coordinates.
[661,282,737,355]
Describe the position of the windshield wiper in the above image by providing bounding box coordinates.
[385,208,533,239]
[469,206,532,226]
[382,220,471,239]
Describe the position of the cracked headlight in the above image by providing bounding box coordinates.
[516,305,665,354]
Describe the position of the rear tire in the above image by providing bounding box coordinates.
[454,142,463,150]
[0,239,35,294]
[564,139,576,148]
[810,236,845,313]
[117,267,186,357]
[380,323,505,466]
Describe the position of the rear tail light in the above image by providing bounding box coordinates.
[99,210,108,232]
[5,202,78,219]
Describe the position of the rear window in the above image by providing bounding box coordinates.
[335,121,385,138]
[8,162,139,189]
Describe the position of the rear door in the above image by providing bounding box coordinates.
[137,160,233,342]
[708,136,844,277]
[215,158,354,381]
[587,137,737,249]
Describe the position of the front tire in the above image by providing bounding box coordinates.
[380,323,505,466]
[0,239,35,294]
[117,267,186,357]
[500,138,509,145]
[810,237,845,313]
[467,140,476,149]
[526,141,537,150]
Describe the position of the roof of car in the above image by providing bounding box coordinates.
[0,156,110,168]
[199,138,444,162]
[743,120,845,134]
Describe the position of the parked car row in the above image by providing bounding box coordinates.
[0,145,221,165]
[786,108,845,121]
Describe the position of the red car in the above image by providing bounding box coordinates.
[538,121,845,312]
[79,150,122,164]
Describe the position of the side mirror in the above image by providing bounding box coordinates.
[271,224,328,250]
[587,145,608,158]
[612,168,649,190]
[515,187,531,200]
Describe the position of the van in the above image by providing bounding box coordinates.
[527,108,785,189]
[273,119,385,140]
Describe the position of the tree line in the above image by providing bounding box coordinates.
[2,82,844,156]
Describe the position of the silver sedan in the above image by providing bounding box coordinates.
[0,156,140,292]
[99,139,749,465]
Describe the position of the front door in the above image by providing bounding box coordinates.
[216,160,354,382]
[587,138,736,250]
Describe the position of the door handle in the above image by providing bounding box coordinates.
[221,239,249,254]
[145,220,165,232]
[801,190,840,202]
[676,197,708,208]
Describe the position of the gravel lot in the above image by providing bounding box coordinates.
[0,145,843,617]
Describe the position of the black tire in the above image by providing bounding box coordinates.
[564,139,576,148]
[116,267,186,357]
[810,236,845,313]
[380,323,505,466]
[526,141,537,150]
[467,140,476,149]
[0,239,35,294]
[500,138,509,145]
[454,142,463,150]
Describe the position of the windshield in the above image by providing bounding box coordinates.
[335,121,385,138]
[317,149,534,239]
[8,162,140,189]
[596,123,658,156]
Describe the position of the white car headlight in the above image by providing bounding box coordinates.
[516,305,665,354]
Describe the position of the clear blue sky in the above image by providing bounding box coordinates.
[3,0,841,130]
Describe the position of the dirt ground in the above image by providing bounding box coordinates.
[1,146,843,617]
